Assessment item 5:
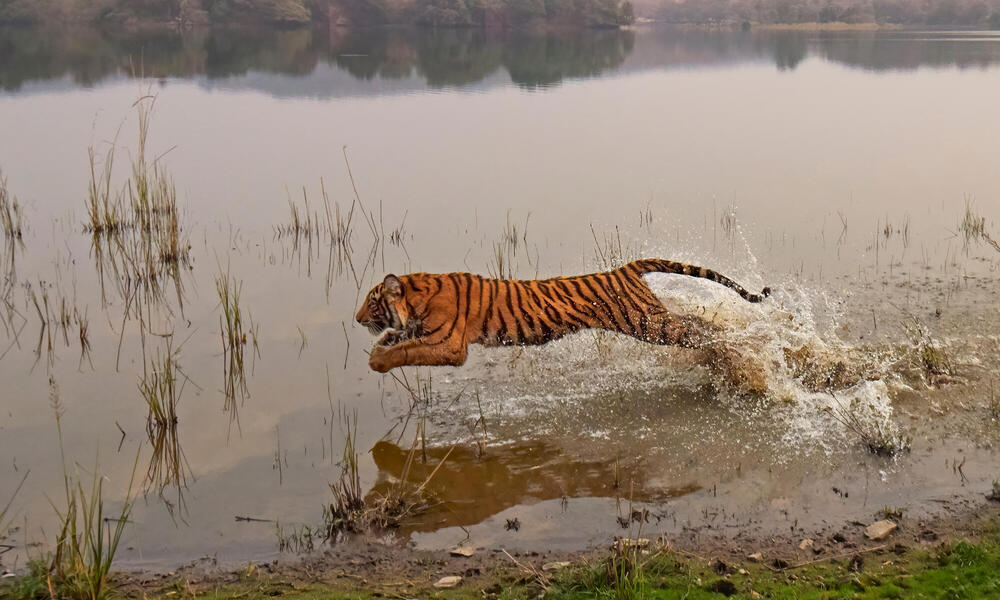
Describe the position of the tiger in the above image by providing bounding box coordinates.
[355,258,770,373]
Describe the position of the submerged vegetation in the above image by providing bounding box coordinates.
[824,392,910,457]
[86,93,190,322]
[325,422,450,536]
[140,339,191,518]
[0,170,23,240]
[216,270,259,439]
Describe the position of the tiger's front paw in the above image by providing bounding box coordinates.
[375,328,405,347]
[368,345,393,373]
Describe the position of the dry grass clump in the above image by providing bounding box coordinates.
[324,423,450,537]
[959,196,1000,254]
[823,392,911,457]
[85,93,191,315]
[139,339,191,517]
[216,269,259,439]
[591,224,639,271]
[1,471,28,560]
[902,317,953,386]
[276,522,316,554]
[0,170,23,240]
[48,396,138,600]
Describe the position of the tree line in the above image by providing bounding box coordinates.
[0,0,635,28]
[652,0,1000,27]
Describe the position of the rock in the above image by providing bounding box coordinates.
[449,546,475,557]
[864,520,898,540]
[613,538,650,552]
[747,552,763,562]
[799,538,814,551]
[433,576,462,588]
[542,561,571,572]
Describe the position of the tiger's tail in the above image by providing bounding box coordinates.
[628,258,771,303]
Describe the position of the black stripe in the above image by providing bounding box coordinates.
[545,281,594,326]
[481,278,496,341]
[566,278,609,326]
[461,274,474,339]
[579,276,626,331]
[511,282,537,334]
[602,273,639,335]
[502,280,526,343]
[525,284,562,331]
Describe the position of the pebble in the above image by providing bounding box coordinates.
[865,520,898,540]
[433,576,463,588]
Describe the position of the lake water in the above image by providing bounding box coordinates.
[1,25,999,569]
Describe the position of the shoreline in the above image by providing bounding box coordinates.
[96,502,1000,598]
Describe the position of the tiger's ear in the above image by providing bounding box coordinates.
[383,274,403,299]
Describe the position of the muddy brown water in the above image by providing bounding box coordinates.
[1,25,999,571]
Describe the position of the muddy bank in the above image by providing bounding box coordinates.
[113,503,1000,597]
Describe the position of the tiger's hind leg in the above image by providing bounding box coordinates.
[637,310,770,396]
[638,310,719,349]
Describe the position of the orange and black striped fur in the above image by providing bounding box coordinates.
[355,258,770,373]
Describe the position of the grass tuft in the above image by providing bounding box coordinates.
[0,170,24,240]
[824,392,911,457]
[324,423,450,537]
[139,339,191,519]
[45,398,139,600]
[216,269,259,440]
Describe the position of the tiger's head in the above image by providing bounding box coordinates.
[356,274,411,335]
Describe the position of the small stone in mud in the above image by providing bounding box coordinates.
[747,552,763,562]
[433,576,462,588]
[865,520,898,540]
[799,538,814,551]
[449,546,475,557]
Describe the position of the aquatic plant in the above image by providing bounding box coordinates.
[49,397,139,600]
[324,422,451,536]
[488,211,532,279]
[0,170,23,240]
[326,409,363,532]
[139,339,191,519]
[275,522,316,554]
[84,93,190,320]
[823,392,910,457]
[0,471,28,558]
[591,224,638,271]
[902,317,953,385]
[216,268,259,439]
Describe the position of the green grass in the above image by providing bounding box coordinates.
[107,517,1000,600]
[7,517,1000,600]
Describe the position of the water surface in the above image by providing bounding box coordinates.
[1,25,999,569]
